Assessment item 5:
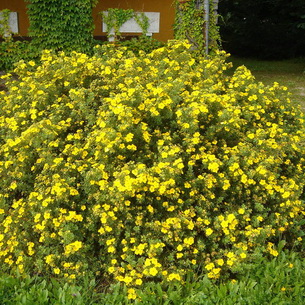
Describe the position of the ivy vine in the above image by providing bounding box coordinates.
[0,9,13,43]
[101,8,134,40]
[134,12,150,36]
[101,8,150,41]
[26,0,98,54]
[174,0,220,53]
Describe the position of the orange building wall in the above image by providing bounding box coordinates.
[0,0,175,42]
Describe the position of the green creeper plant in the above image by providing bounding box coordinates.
[0,9,14,43]
[26,0,98,54]
[101,8,134,41]
[119,36,164,55]
[0,9,39,71]
[0,9,14,70]
[174,0,220,53]
[101,8,150,41]
[134,12,150,36]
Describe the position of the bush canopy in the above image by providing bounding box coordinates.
[0,42,304,293]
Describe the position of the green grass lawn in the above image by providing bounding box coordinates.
[228,57,305,110]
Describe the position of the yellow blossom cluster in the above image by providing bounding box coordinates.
[0,41,304,293]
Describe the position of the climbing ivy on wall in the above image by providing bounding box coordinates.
[101,8,135,41]
[26,0,98,54]
[0,9,14,42]
[174,0,220,53]
[101,8,150,41]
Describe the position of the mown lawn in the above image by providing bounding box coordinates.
[228,57,305,110]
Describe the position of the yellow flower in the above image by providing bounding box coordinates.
[176,253,183,259]
[177,244,183,251]
[240,252,247,259]
[227,260,234,266]
[64,241,83,256]
[107,246,115,253]
[227,252,234,258]
[108,266,115,273]
[45,255,54,265]
[223,179,230,190]
[10,181,17,190]
[127,288,137,300]
[205,228,213,236]
[147,205,154,213]
[269,249,279,257]
[221,220,228,228]
[208,162,219,173]
[183,237,194,246]
[168,273,181,281]
[149,267,158,276]
[125,133,134,142]
[206,262,215,271]
[123,276,133,284]
[238,208,245,215]
[106,238,115,246]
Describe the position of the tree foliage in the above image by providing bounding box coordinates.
[219,0,305,59]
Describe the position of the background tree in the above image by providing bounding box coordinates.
[218,0,305,59]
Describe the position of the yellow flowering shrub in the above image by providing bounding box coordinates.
[0,41,304,287]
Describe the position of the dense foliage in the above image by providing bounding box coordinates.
[175,0,220,53]
[0,9,38,71]
[0,41,305,300]
[219,0,305,59]
[120,36,164,55]
[26,0,98,54]
[1,1,98,71]
[0,40,40,71]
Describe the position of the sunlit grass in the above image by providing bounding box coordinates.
[228,56,305,110]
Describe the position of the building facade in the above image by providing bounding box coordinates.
[0,0,175,42]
